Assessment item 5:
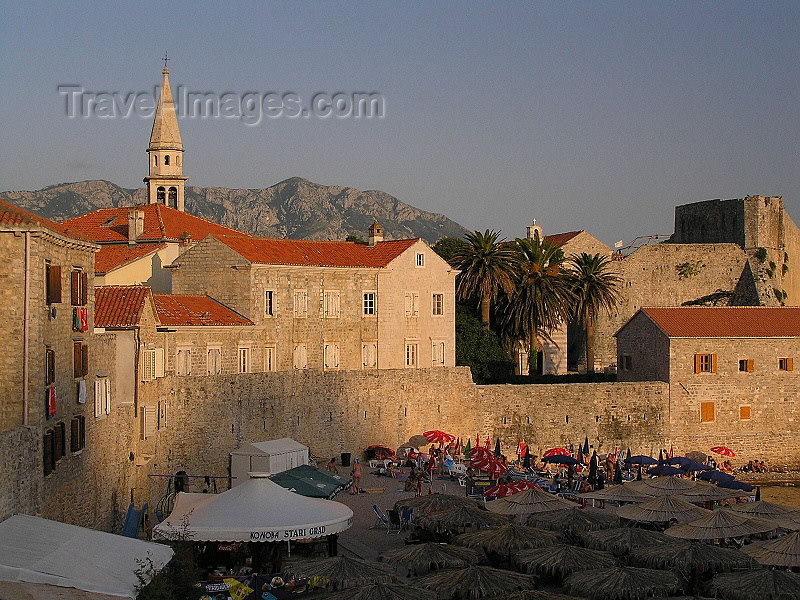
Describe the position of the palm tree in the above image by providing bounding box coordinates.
[452,230,518,330]
[567,253,622,374]
[502,238,573,377]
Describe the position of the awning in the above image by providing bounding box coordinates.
[153,475,353,542]
[0,514,174,599]
[270,465,351,499]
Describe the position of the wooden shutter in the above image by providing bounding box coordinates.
[142,406,157,439]
[46,348,55,385]
[694,354,702,373]
[788,358,794,372]
[71,271,80,305]
[43,431,54,475]
[73,342,82,378]
[701,402,715,422]
[740,405,751,420]
[711,354,717,373]
[747,359,754,373]
[70,418,79,451]
[80,272,88,305]
[81,344,89,377]
[47,265,62,304]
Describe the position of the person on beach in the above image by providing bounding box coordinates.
[326,457,338,474]
[352,458,363,492]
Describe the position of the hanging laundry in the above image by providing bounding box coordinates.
[73,308,81,332]
[77,379,86,404]
[80,307,89,331]
[47,387,56,416]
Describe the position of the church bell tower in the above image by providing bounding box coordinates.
[144,59,187,211]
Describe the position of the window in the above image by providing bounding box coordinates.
[142,348,165,381]
[157,186,166,203]
[432,341,446,366]
[73,341,88,378]
[363,292,376,316]
[362,342,377,369]
[264,345,276,372]
[432,293,444,316]
[70,415,86,452]
[323,291,341,318]
[404,292,419,317]
[141,406,157,440]
[164,155,170,166]
[416,253,425,267]
[94,377,111,418]
[46,263,62,304]
[293,344,307,370]
[694,353,717,373]
[405,342,418,368]
[739,359,754,373]
[207,347,222,375]
[176,348,192,376]
[238,347,251,373]
[740,405,751,420]
[700,401,715,423]
[45,347,55,385]
[70,269,88,306]
[54,422,65,462]
[293,290,308,317]
[620,355,633,371]
[779,357,794,371]
[265,290,275,316]
[43,430,55,476]
[323,343,340,370]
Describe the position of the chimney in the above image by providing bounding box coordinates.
[526,218,543,241]
[368,221,384,247]
[128,208,145,244]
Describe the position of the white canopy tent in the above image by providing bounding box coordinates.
[230,438,309,485]
[0,514,174,599]
[153,475,353,542]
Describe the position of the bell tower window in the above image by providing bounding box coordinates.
[168,187,177,207]
[153,155,158,166]
[157,186,166,203]
[164,155,170,166]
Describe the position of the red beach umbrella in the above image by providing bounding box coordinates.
[424,430,455,444]
[454,437,462,455]
[483,481,536,499]
[469,447,493,461]
[543,447,570,458]
[711,446,736,457]
[485,460,508,477]
[470,454,496,472]
[485,435,491,449]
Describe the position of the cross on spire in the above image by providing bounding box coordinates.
[163,52,170,68]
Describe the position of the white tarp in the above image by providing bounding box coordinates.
[230,438,309,484]
[0,514,174,599]
[153,475,353,543]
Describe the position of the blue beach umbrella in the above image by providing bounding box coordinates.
[698,470,735,483]
[541,455,580,466]
[646,465,684,477]
[625,455,658,466]
[717,480,754,492]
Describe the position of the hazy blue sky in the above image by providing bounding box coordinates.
[1,1,798,246]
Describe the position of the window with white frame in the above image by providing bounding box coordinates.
[141,348,165,381]
[416,253,425,267]
[293,290,308,317]
[323,343,340,370]
[238,347,251,373]
[94,376,111,418]
[432,293,444,316]
[362,342,377,369]
[405,342,419,368]
[363,292,376,316]
[432,341,446,367]
[293,344,307,370]
[323,291,341,318]
[265,345,276,372]
[265,290,275,316]
[176,348,192,376]
[207,347,222,375]
[404,292,419,317]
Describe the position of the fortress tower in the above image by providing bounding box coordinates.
[143,64,186,211]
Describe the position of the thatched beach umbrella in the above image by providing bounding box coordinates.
[284,555,396,590]
[677,479,744,503]
[416,504,511,532]
[730,499,800,519]
[743,530,800,567]
[563,566,685,600]
[626,475,700,497]
[581,526,671,556]
[515,544,618,581]
[486,487,574,516]
[704,569,800,600]
[617,495,710,523]
[665,508,776,540]
[378,542,485,575]
[526,507,618,533]
[487,592,582,600]
[316,581,439,600]
[415,565,537,599]
[578,484,650,505]
[454,523,560,555]
[395,493,484,514]
[631,540,753,573]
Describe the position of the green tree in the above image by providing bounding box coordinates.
[452,230,518,330]
[567,253,622,374]
[502,238,572,379]
[455,304,515,383]
[432,236,469,266]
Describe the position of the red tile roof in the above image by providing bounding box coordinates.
[95,243,167,273]
[640,306,800,338]
[95,286,152,327]
[214,234,419,268]
[0,198,72,236]
[152,294,253,326]
[545,230,583,246]
[60,204,250,243]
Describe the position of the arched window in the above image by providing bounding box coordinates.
[168,187,178,208]
[157,186,166,203]
[176,155,181,166]
[153,155,158,166]
[164,155,170,166]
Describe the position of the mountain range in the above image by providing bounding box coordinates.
[1,177,469,244]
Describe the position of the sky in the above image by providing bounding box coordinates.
[1,1,798,247]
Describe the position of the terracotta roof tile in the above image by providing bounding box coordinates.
[545,230,583,246]
[0,198,71,236]
[214,234,419,268]
[60,204,250,243]
[95,243,167,273]
[95,286,152,327]
[641,306,800,338]
[152,294,253,326]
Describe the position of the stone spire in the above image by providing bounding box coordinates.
[144,64,187,211]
